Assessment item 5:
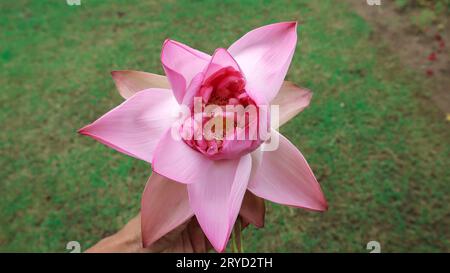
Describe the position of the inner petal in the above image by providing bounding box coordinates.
[180,66,262,160]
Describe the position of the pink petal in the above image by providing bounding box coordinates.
[161,39,210,104]
[180,46,242,106]
[249,146,264,178]
[187,154,252,252]
[151,129,223,185]
[78,88,178,163]
[111,70,170,99]
[228,22,298,104]
[141,173,194,247]
[203,48,242,80]
[271,81,312,128]
[181,72,205,108]
[240,191,265,228]
[248,130,327,211]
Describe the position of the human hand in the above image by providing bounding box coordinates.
[85,214,212,253]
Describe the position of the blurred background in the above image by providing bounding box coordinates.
[1,0,448,252]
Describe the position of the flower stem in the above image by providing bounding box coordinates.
[231,217,243,253]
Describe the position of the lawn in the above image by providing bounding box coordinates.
[0,0,448,252]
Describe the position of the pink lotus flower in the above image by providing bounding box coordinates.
[79,22,327,252]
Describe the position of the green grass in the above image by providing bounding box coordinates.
[1,0,449,252]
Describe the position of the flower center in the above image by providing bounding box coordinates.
[180,67,264,160]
